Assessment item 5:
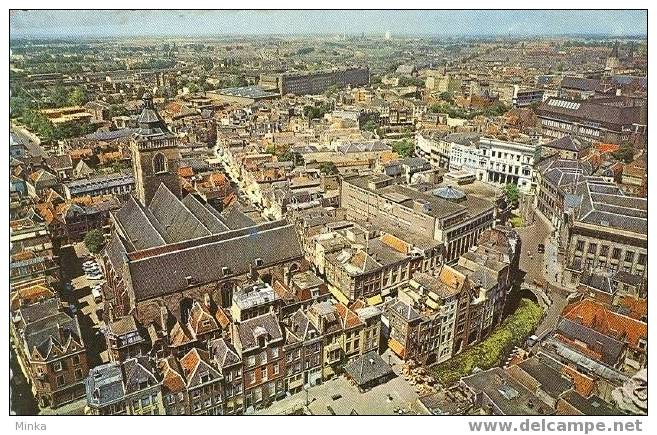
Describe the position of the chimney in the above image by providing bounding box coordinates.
[106,302,115,323]
[283,266,291,286]
[160,305,168,335]
[204,293,212,309]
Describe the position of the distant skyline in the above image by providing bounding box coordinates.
[10,10,647,39]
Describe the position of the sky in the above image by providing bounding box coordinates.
[10,10,648,39]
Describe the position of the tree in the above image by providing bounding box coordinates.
[391,139,415,158]
[439,92,454,104]
[504,183,520,207]
[280,151,304,167]
[84,229,106,254]
[612,143,635,163]
[319,162,339,175]
[67,87,88,106]
[361,119,378,132]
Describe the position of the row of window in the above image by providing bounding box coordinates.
[574,240,646,265]
[245,347,280,368]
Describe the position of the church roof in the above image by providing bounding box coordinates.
[136,93,171,137]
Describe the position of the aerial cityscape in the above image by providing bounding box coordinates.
[8,9,648,418]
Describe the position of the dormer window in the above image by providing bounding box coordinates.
[255,258,264,267]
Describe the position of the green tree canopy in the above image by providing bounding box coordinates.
[391,139,415,158]
[319,161,339,175]
[612,143,635,163]
[84,229,106,254]
[504,183,520,206]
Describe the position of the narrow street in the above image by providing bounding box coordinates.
[514,209,571,338]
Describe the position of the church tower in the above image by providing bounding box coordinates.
[130,93,181,206]
[605,41,621,77]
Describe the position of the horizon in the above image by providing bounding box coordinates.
[10,10,648,39]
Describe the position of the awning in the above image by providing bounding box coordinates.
[388,338,406,359]
[366,294,383,306]
[327,285,350,305]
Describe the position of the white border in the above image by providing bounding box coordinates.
[0,2,653,434]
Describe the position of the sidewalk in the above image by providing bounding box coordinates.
[39,398,87,416]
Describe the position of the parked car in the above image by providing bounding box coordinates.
[92,286,103,303]
[526,334,539,347]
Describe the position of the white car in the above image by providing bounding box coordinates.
[91,287,103,303]
[87,273,104,280]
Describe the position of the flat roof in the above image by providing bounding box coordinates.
[217,86,279,99]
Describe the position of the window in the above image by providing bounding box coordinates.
[247,355,256,368]
[167,395,175,405]
[152,153,167,174]
[588,243,597,254]
[600,245,609,257]
[612,248,621,260]
[56,375,65,387]
[625,251,635,263]
[273,364,279,376]
[141,396,151,407]
[72,355,80,366]
[638,253,646,266]
[75,369,83,380]
[576,240,584,252]
[246,372,256,385]
[192,390,201,399]
[272,347,279,359]
[53,361,63,372]
[261,366,268,381]
[267,383,276,397]
[254,388,263,403]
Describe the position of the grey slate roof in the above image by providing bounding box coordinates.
[181,194,229,233]
[344,351,394,388]
[462,367,553,415]
[122,356,159,394]
[21,299,83,360]
[543,136,591,152]
[517,357,573,398]
[65,173,134,196]
[86,362,126,407]
[574,179,647,236]
[236,312,283,352]
[556,318,625,366]
[127,221,302,301]
[148,184,212,243]
[219,205,256,230]
[560,391,620,415]
[113,196,167,251]
[208,338,242,369]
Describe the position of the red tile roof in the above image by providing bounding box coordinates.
[562,298,647,351]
